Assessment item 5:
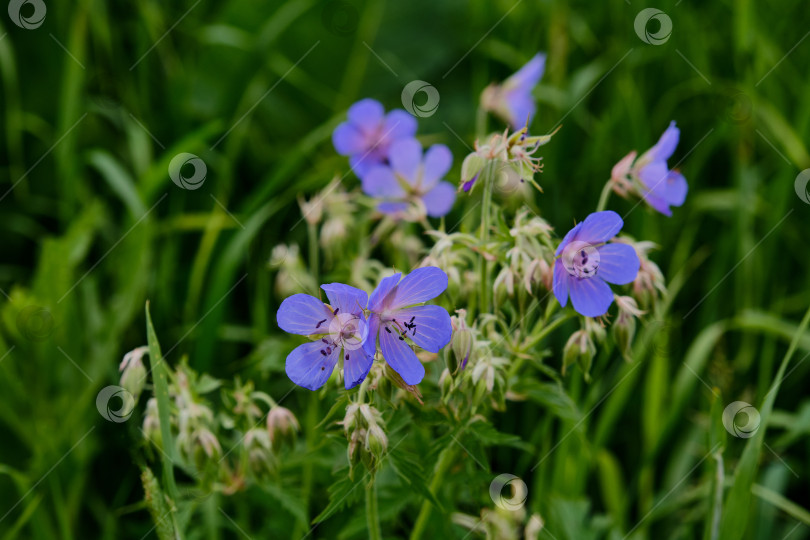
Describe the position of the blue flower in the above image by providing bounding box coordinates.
[552,211,640,317]
[365,267,453,385]
[362,139,456,218]
[481,53,546,129]
[332,98,418,178]
[612,121,687,216]
[276,283,373,390]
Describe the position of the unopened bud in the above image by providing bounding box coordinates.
[562,330,596,378]
[119,346,148,400]
[266,406,300,449]
[451,327,473,373]
[365,424,388,458]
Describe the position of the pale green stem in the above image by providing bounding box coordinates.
[478,162,495,316]
[595,180,613,212]
[307,222,319,287]
[366,475,382,540]
[409,445,458,540]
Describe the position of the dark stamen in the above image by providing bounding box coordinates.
[410,316,415,323]
[334,308,339,315]
[384,327,392,333]
[399,336,405,341]
[320,350,327,356]
[322,338,329,344]
[315,318,327,328]
[345,354,349,360]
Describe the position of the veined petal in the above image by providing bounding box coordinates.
[369,273,402,312]
[285,340,339,391]
[506,53,546,92]
[422,144,453,189]
[380,323,425,385]
[596,244,640,285]
[394,305,452,353]
[389,266,448,309]
[321,283,368,315]
[552,259,570,307]
[343,348,373,390]
[277,294,333,335]
[363,313,382,357]
[362,165,406,198]
[568,277,614,317]
[347,98,384,129]
[638,160,670,195]
[388,138,422,184]
[422,181,456,218]
[576,211,623,244]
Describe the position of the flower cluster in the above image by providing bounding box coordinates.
[276,267,452,390]
[333,99,456,219]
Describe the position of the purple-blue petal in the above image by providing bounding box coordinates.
[389,266,448,309]
[344,348,373,390]
[653,121,679,161]
[382,109,418,141]
[394,305,452,353]
[639,160,670,195]
[369,273,402,312]
[350,153,383,179]
[321,283,368,315]
[507,53,546,92]
[595,244,640,285]
[332,123,365,156]
[285,340,339,390]
[363,313,382,357]
[552,259,570,307]
[362,165,406,198]
[555,222,584,256]
[422,144,453,189]
[380,322,425,385]
[277,294,333,335]
[377,201,410,214]
[347,98,384,129]
[505,91,537,129]
[568,277,614,317]
[576,211,623,244]
[422,181,456,218]
[462,173,479,192]
[388,138,422,184]
[666,170,688,207]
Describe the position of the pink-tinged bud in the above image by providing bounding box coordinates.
[266,406,300,449]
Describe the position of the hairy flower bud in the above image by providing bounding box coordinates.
[563,330,596,379]
[119,346,148,401]
[267,406,300,449]
[450,311,474,373]
[365,424,388,459]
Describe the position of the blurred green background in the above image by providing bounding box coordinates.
[1,0,809,538]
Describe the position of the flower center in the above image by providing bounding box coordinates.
[561,240,600,279]
[326,312,368,353]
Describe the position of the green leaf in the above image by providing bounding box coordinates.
[312,468,365,524]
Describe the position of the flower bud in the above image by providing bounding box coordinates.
[450,318,474,373]
[365,424,388,459]
[461,154,487,192]
[298,195,323,226]
[267,406,300,449]
[562,330,596,379]
[119,346,148,401]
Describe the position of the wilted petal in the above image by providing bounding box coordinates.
[422,181,456,218]
[321,283,368,315]
[611,151,637,180]
[380,323,425,385]
[277,294,333,335]
[394,305,452,353]
[576,211,623,244]
[568,277,614,317]
[596,244,640,285]
[285,340,339,391]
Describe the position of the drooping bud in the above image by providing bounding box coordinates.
[119,346,148,401]
[267,406,300,450]
[562,330,596,379]
[365,424,388,459]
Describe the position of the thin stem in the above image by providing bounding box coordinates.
[595,180,613,212]
[307,221,319,287]
[478,162,495,316]
[366,476,382,540]
[410,445,458,540]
